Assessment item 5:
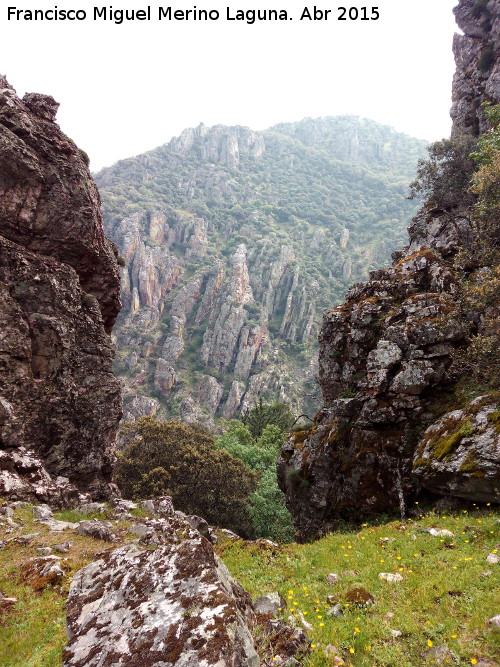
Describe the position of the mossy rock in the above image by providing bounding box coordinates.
[422,417,473,462]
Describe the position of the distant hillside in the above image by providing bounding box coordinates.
[96,116,427,423]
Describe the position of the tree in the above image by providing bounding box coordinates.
[215,415,295,541]
[408,136,478,210]
[247,469,295,542]
[115,417,258,535]
[242,398,295,439]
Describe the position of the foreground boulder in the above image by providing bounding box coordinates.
[64,539,259,666]
[0,75,121,502]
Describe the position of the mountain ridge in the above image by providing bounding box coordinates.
[96,115,428,424]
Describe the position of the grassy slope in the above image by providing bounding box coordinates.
[218,507,499,666]
[0,502,498,666]
[0,505,140,666]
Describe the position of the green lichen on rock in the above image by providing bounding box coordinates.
[413,457,431,469]
[427,419,474,461]
[459,449,479,473]
[487,410,500,433]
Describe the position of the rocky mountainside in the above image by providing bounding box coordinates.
[0,76,122,503]
[278,0,500,540]
[96,117,427,424]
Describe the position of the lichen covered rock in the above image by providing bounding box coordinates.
[278,0,500,539]
[20,555,64,590]
[64,540,259,667]
[413,395,500,502]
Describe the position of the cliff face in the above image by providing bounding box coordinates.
[97,117,426,424]
[110,207,320,424]
[0,76,122,503]
[451,0,500,136]
[278,0,500,540]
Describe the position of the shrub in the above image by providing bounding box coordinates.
[408,136,477,209]
[478,47,494,72]
[82,293,95,308]
[79,149,90,166]
[247,469,295,542]
[215,420,294,540]
[115,417,258,535]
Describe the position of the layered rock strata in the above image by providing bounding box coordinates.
[0,76,122,502]
[278,0,500,540]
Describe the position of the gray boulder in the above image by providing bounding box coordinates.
[413,395,500,502]
[76,519,116,542]
[64,540,259,666]
[254,592,286,616]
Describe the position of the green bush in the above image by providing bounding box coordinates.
[115,417,258,535]
[408,136,477,209]
[215,418,295,541]
[247,469,295,542]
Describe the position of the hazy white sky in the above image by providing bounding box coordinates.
[1,0,459,170]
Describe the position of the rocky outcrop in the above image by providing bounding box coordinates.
[64,513,259,667]
[169,122,265,167]
[278,247,469,537]
[278,0,500,540]
[451,0,500,136]
[0,76,121,502]
[413,394,500,501]
[0,77,120,330]
[109,209,321,424]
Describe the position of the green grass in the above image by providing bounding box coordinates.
[1,502,498,666]
[217,507,500,666]
[0,503,137,666]
[53,508,107,523]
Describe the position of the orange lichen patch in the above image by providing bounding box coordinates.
[394,248,440,269]
[356,296,382,306]
[291,430,310,447]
